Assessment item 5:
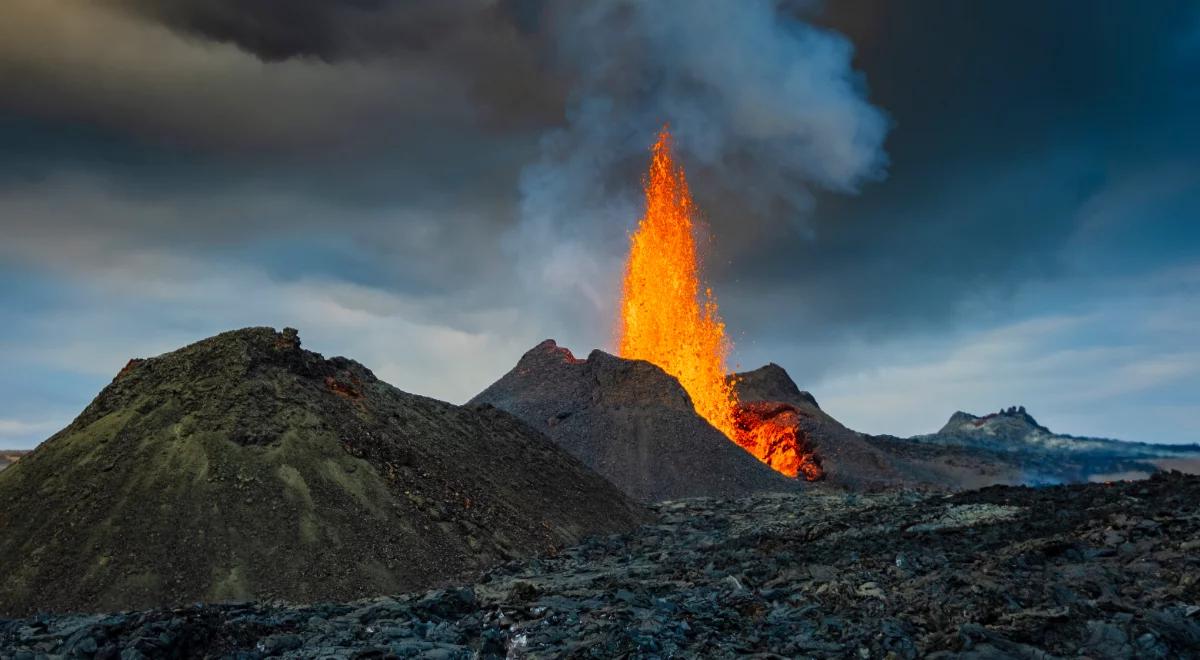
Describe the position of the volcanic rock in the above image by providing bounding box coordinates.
[732,400,824,480]
[469,340,796,502]
[8,471,1200,657]
[0,328,645,616]
[731,363,821,409]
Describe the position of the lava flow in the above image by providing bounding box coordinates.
[617,127,822,480]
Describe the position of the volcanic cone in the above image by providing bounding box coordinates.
[0,328,644,616]
[470,340,798,502]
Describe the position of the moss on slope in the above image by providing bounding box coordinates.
[0,328,645,616]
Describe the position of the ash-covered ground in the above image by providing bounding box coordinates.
[5,472,1198,659]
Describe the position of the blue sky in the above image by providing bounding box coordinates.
[1,0,1197,448]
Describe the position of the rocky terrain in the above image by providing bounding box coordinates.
[0,328,644,617]
[4,471,1197,658]
[4,329,1197,658]
[473,343,1200,500]
[470,340,794,502]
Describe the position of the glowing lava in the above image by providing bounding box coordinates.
[617,127,821,480]
[617,128,740,440]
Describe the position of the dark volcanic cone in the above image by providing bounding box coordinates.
[0,328,645,616]
[469,340,797,502]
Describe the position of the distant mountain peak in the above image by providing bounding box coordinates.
[939,406,1048,435]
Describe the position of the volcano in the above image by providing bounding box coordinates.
[470,340,796,502]
[0,328,644,616]
[615,128,820,479]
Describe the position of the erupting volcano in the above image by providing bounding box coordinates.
[617,128,822,480]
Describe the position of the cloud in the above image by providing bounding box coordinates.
[808,268,1200,445]
[0,0,546,151]
[108,0,531,62]
[0,247,543,401]
[0,172,525,300]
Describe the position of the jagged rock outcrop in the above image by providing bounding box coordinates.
[0,328,645,616]
[937,406,1050,437]
[470,340,797,502]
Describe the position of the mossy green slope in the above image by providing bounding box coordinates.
[0,328,645,616]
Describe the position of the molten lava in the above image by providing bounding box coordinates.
[617,127,822,480]
[735,402,824,481]
[617,128,739,439]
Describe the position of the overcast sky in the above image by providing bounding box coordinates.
[1,0,1198,448]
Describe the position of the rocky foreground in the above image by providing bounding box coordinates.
[4,472,1199,659]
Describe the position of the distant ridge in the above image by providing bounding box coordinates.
[938,405,1049,435]
[921,405,1200,456]
[900,405,1200,483]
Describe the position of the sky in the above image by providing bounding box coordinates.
[1,0,1198,449]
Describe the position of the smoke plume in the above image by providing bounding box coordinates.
[511,0,890,348]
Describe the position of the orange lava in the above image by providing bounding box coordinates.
[617,127,821,480]
[735,402,824,481]
[617,128,739,440]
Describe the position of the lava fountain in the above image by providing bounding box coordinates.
[617,127,822,481]
[617,128,740,440]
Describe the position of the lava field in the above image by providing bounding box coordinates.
[4,472,1198,659]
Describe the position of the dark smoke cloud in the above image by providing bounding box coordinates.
[0,0,560,153]
[106,0,563,131]
[110,0,525,62]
